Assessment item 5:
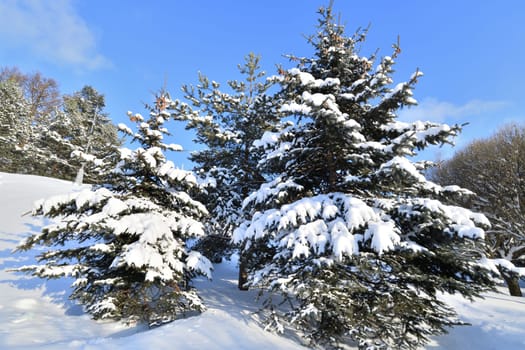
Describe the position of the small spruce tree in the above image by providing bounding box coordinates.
[16,92,212,326]
[174,53,279,276]
[234,6,497,349]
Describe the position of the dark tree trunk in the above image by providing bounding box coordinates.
[238,148,251,291]
[238,253,249,290]
[504,275,523,297]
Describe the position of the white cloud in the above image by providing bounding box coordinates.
[398,97,507,123]
[0,0,110,70]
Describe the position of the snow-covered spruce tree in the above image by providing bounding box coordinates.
[0,79,33,173]
[234,6,496,349]
[16,92,212,326]
[174,53,279,271]
[62,85,122,184]
[30,108,89,181]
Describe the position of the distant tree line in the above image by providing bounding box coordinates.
[432,124,525,296]
[0,67,121,182]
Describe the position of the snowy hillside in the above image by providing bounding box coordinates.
[0,171,524,349]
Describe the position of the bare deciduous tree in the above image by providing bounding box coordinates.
[0,67,61,123]
[433,124,525,296]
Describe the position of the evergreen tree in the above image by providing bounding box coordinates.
[61,85,121,183]
[16,92,212,326]
[0,80,32,173]
[175,53,279,273]
[234,6,497,349]
[31,108,86,180]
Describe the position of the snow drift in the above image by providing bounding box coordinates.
[0,171,523,349]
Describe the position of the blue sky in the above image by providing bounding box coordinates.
[0,0,524,166]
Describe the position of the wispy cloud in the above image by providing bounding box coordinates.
[398,97,507,123]
[0,0,110,70]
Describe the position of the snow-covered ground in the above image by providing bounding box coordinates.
[0,171,523,349]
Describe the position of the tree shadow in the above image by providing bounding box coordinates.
[1,224,83,317]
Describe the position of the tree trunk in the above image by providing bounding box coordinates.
[238,147,251,291]
[238,253,249,290]
[504,275,523,297]
[327,151,337,192]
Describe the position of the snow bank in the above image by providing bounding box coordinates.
[0,172,524,349]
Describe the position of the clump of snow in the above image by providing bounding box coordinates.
[70,150,105,167]
[280,101,312,115]
[253,130,281,149]
[365,220,400,255]
[186,251,213,279]
[166,143,183,151]
[242,176,304,208]
[158,160,198,185]
[102,197,128,216]
[287,68,341,88]
[379,156,426,182]
[118,123,133,135]
[478,257,525,277]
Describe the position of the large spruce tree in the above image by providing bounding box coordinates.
[16,92,212,326]
[234,6,496,349]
